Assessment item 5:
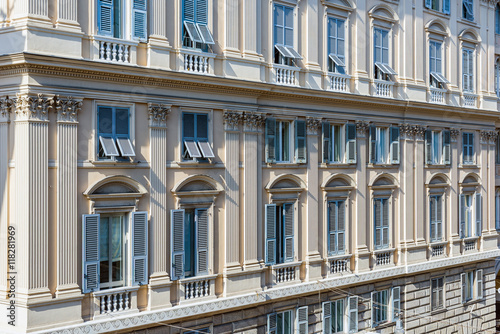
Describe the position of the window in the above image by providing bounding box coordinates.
[322,123,356,164]
[495,59,500,97]
[182,0,215,49]
[431,277,444,311]
[266,118,307,163]
[429,41,449,88]
[267,308,307,334]
[323,297,358,334]
[459,192,481,238]
[170,208,210,280]
[274,4,301,65]
[374,28,396,81]
[496,190,500,229]
[462,48,474,92]
[82,212,148,293]
[462,0,474,21]
[425,130,451,165]
[496,133,500,164]
[374,198,389,250]
[265,203,295,265]
[327,200,346,255]
[327,17,346,74]
[97,106,135,160]
[429,195,443,242]
[369,126,400,164]
[461,270,483,302]
[182,113,214,160]
[425,0,450,14]
[97,0,147,40]
[462,132,474,164]
[371,287,400,327]
[184,328,211,334]
[496,5,500,34]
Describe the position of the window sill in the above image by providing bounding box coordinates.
[461,236,479,242]
[430,307,446,315]
[176,160,216,166]
[367,163,399,168]
[92,285,140,296]
[373,320,396,330]
[459,163,478,169]
[91,160,138,166]
[463,298,484,306]
[458,19,478,28]
[179,274,217,284]
[265,162,306,168]
[423,8,450,19]
[319,162,356,168]
[425,163,450,168]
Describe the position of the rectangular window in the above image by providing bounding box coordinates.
[374,198,389,250]
[265,203,295,265]
[274,4,301,65]
[322,123,357,164]
[425,0,450,14]
[266,119,307,164]
[327,17,346,74]
[462,132,474,164]
[182,0,215,49]
[328,200,346,255]
[100,215,125,289]
[462,271,474,302]
[322,299,344,334]
[369,126,399,164]
[97,0,147,40]
[463,0,474,21]
[430,195,443,242]
[431,277,444,310]
[429,41,449,88]
[425,130,450,165]
[462,48,474,92]
[182,113,214,160]
[372,290,389,326]
[460,193,481,238]
[496,132,500,164]
[276,121,291,163]
[267,310,293,334]
[97,106,135,159]
[374,28,396,80]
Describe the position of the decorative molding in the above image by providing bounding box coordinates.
[14,93,54,122]
[148,103,171,128]
[242,112,265,132]
[480,130,498,145]
[223,110,243,131]
[0,96,14,122]
[306,117,321,135]
[450,128,460,142]
[53,96,83,123]
[355,121,369,138]
[398,123,426,140]
[412,125,426,141]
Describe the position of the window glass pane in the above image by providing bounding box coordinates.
[183,113,195,138]
[284,311,291,334]
[196,114,208,139]
[282,122,290,162]
[336,300,344,332]
[115,108,129,135]
[184,210,195,276]
[98,107,113,134]
[100,217,110,284]
[333,125,341,162]
[337,20,345,40]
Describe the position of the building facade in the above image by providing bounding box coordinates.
[0,0,500,333]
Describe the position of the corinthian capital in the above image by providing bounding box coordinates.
[15,93,54,121]
[223,110,243,131]
[148,103,171,128]
[0,96,14,122]
[243,112,265,132]
[53,96,83,123]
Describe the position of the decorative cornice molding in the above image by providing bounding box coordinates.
[242,112,265,132]
[306,117,321,135]
[355,121,369,138]
[223,110,243,131]
[14,93,54,122]
[0,96,14,122]
[450,128,460,142]
[148,103,171,128]
[53,95,83,123]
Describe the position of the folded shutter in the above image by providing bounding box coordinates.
[443,130,451,164]
[98,0,114,37]
[296,306,308,334]
[266,118,277,163]
[348,296,358,333]
[477,269,483,299]
[430,196,436,241]
[390,126,400,164]
[328,201,337,255]
[265,204,277,265]
[461,273,466,303]
[382,199,389,248]
[374,200,381,249]
[425,130,432,164]
[195,0,208,24]
[132,211,148,286]
[322,123,331,163]
[195,208,209,276]
[284,203,294,262]
[346,124,357,163]
[295,120,307,163]
[83,214,100,293]
[459,194,465,238]
[369,126,376,163]
[170,209,185,280]
[267,313,277,334]
[322,302,332,334]
[337,201,345,254]
[475,193,482,236]
[392,286,400,321]
[132,0,147,39]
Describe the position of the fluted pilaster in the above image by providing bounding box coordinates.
[306,118,321,261]
[149,0,168,41]
[11,0,49,20]
[243,0,257,53]
[226,0,239,49]
[56,0,78,27]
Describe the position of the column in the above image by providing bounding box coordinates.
[399,124,414,265]
[223,111,242,268]
[14,93,52,302]
[487,131,498,233]
[242,112,264,267]
[306,118,321,262]
[355,121,369,272]
[55,96,82,298]
[414,126,426,245]
[55,0,79,28]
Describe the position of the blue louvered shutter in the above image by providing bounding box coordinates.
[283,203,294,262]
[337,201,345,254]
[196,0,208,24]
[184,0,195,21]
[98,0,114,37]
[170,209,185,280]
[132,211,148,285]
[475,193,482,236]
[268,313,277,334]
[328,201,337,255]
[83,214,100,293]
[425,130,432,164]
[132,0,147,39]
[346,124,357,163]
[369,126,376,163]
[295,120,307,163]
[459,195,466,238]
[322,123,331,163]
[425,0,432,9]
[443,130,451,164]
[266,118,277,163]
[265,204,277,265]
[443,0,450,14]
[390,126,400,164]
[195,208,209,276]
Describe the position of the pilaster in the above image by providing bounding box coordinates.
[355,121,369,261]
[242,0,258,55]
[449,129,460,247]
[480,130,497,233]
[54,96,82,298]
[147,0,171,69]
[413,125,426,245]
[11,0,50,24]
[306,117,321,262]
[55,0,80,31]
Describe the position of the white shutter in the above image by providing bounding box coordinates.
[83,214,100,293]
[132,211,148,286]
[170,209,185,280]
[265,204,277,265]
[390,126,400,164]
[475,193,482,236]
[461,273,466,303]
[295,120,307,163]
[267,313,277,334]
[132,0,147,39]
[195,208,209,276]
[322,302,332,334]
[348,296,358,333]
[284,203,294,262]
[296,306,308,334]
[98,0,114,37]
[459,195,466,238]
[392,287,401,321]
[266,118,277,163]
[476,269,483,299]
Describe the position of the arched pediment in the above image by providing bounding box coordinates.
[369,4,398,23]
[266,174,306,191]
[426,173,451,186]
[321,173,356,189]
[171,174,223,193]
[459,29,480,44]
[84,175,147,197]
[425,19,449,36]
[460,173,481,186]
[369,173,399,188]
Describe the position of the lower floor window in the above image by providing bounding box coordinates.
[268,310,293,334]
[461,270,483,303]
[372,290,388,325]
[265,203,295,265]
[100,215,124,289]
[431,277,444,310]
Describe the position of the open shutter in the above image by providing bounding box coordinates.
[496,194,500,229]
[392,287,401,321]
[461,273,466,303]
[266,118,277,163]
[477,269,483,299]
[430,196,436,241]
[369,126,376,163]
[371,292,377,326]
[443,0,450,14]
[98,0,114,37]
[337,201,345,253]
[296,306,308,334]
[328,201,337,255]
[295,120,307,163]
[283,203,294,262]
[374,200,381,249]
[346,124,357,163]
[195,208,209,276]
[390,126,400,164]
[425,130,432,164]
[267,313,277,334]
[132,211,148,286]
[459,195,466,238]
[322,302,332,334]
[83,214,100,293]
[322,123,331,163]
[475,193,482,236]
[265,204,277,265]
[443,130,451,164]
[348,296,358,333]
[170,209,185,280]
[132,0,147,39]
[424,0,432,8]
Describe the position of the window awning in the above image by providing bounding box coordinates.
[431,72,450,84]
[198,141,215,158]
[275,44,302,59]
[197,23,215,45]
[329,54,345,67]
[116,138,136,157]
[184,140,202,158]
[99,136,119,157]
[375,62,397,75]
[184,21,203,43]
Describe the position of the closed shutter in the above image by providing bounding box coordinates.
[195,0,208,24]
[436,196,443,240]
[346,124,357,163]
[337,201,345,253]
[322,302,332,334]
[459,195,466,238]
[425,0,432,9]
[430,196,436,241]
[322,123,331,163]
[475,193,482,236]
[390,126,400,164]
[170,209,185,280]
[469,133,474,161]
[425,130,432,164]
[443,130,451,164]
[374,199,381,249]
[382,199,389,248]
[132,0,147,39]
[265,204,277,265]
[392,287,401,321]
[496,193,500,229]
[283,203,294,262]
[443,0,450,14]
[295,120,307,163]
[348,296,358,333]
[328,201,337,255]
[267,313,277,334]
[369,126,376,163]
[195,208,209,276]
[183,0,195,21]
[98,0,114,37]
[266,118,277,163]
[477,269,483,299]
[461,273,466,303]
[132,211,148,286]
[296,306,308,334]
[83,214,100,293]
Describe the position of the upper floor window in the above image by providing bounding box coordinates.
[496,5,500,34]
[462,132,474,164]
[373,198,389,250]
[374,28,396,81]
[182,112,215,160]
[429,40,448,89]
[431,277,445,311]
[429,195,443,242]
[97,106,135,160]
[327,200,345,256]
[425,129,451,165]
[268,307,308,334]
[461,270,483,303]
[369,126,400,164]
[97,0,147,40]
[182,0,215,49]
[371,287,400,327]
[327,17,346,74]
[265,203,295,265]
[462,48,474,93]
[322,297,359,334]
[266,118,306,164]
[495,189,500,229]
[495,58,500,97]
[322,123,356,164]
[274,4,301,65]
[462,0,474,21]
[425,0,450,14]
[459,192,481,238]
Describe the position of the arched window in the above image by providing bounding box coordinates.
[425,175,450,249]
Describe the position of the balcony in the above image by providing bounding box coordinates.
[273,64,299,86]
[373,79,394,98]
[430,242,447,258]
[179,49,216,75]
[327,72,350,93]
[273,262,300,284]
[463,238,477,252]
[180,275,216,302]
[373,249,394,267]
[462,93,478,108]
[91,36,138,65]
[429,87,446,104]
[328,255,350,275]
[91,286,140,319]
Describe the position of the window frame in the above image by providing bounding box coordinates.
[267,309,294,334]
[429,194,443,242]
[181,0,214,50]
[430,277,445,311]
[180,110,214,162]
[425,0,450,14]
[327,16,346,74]
[369,125,400,165]
[462,47,475,93]
[373,197,390,250]
[99,213,127,289]
[327,199,346,256]
[462,0,474,22]
[96,0,147,41]
[273,3,301,66]
[371,289,389,326]
[462,132,475,164]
